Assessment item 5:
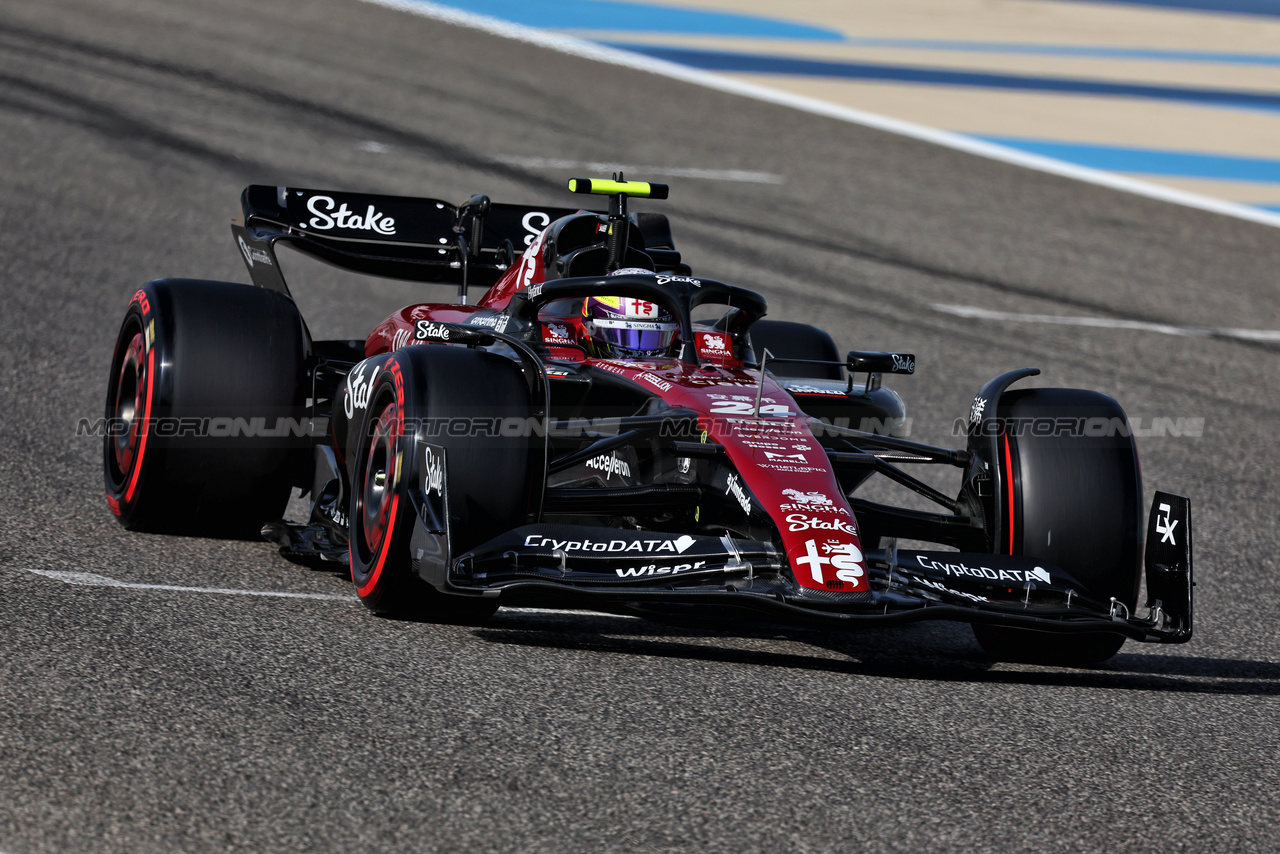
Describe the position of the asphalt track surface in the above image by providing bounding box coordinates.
[2,2,1279,852]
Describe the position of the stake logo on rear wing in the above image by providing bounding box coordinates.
[231,184,587,297]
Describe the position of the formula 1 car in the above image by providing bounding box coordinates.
[103,177,1193,665]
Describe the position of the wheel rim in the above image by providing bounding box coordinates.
[360,402,398,556]
[111,331,146,477]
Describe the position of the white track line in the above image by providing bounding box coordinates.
[360,0,1280,230]
[357,143,782,183]
[502,606,639,618]
[492,155,783,184]
[20,568,356,600]
[19,568,636,616]
[932,303,1280,341]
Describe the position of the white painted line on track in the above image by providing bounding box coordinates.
[360,0,1280,230]
[492,155,783,184]
[932,303,1280,342]
[502,606,639,619]
[19,569,639,616]
[20,568,356,601]
[357,142,783,183]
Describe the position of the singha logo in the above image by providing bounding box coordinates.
[781,489,833,507]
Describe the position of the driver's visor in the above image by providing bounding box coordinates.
[591,318,679,355]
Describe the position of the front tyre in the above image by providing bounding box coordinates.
[347,347,535,621]
[973,388,1143,666]
[349,375,423,616]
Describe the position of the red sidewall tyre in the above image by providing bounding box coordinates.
[103,280,308,535]
[346,347,534,619]
[348,364,416,614]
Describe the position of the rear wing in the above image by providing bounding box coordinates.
[230,184,587,301]
[230,185,683,302]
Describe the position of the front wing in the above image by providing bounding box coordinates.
[421,487,1193,645]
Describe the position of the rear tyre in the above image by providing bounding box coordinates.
[103,280,308,536]
[973,388,1142,666]
[347,346,534,621]
[748,320,842,380]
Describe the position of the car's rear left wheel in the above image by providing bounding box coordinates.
[103,280,308,536]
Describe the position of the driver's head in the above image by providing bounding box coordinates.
[582,270,678,358]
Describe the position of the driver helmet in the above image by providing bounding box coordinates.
[582,269,679,358]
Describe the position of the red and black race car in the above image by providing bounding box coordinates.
[103,177,1193,665]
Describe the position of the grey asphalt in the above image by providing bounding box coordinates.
[2,2,1278,852]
